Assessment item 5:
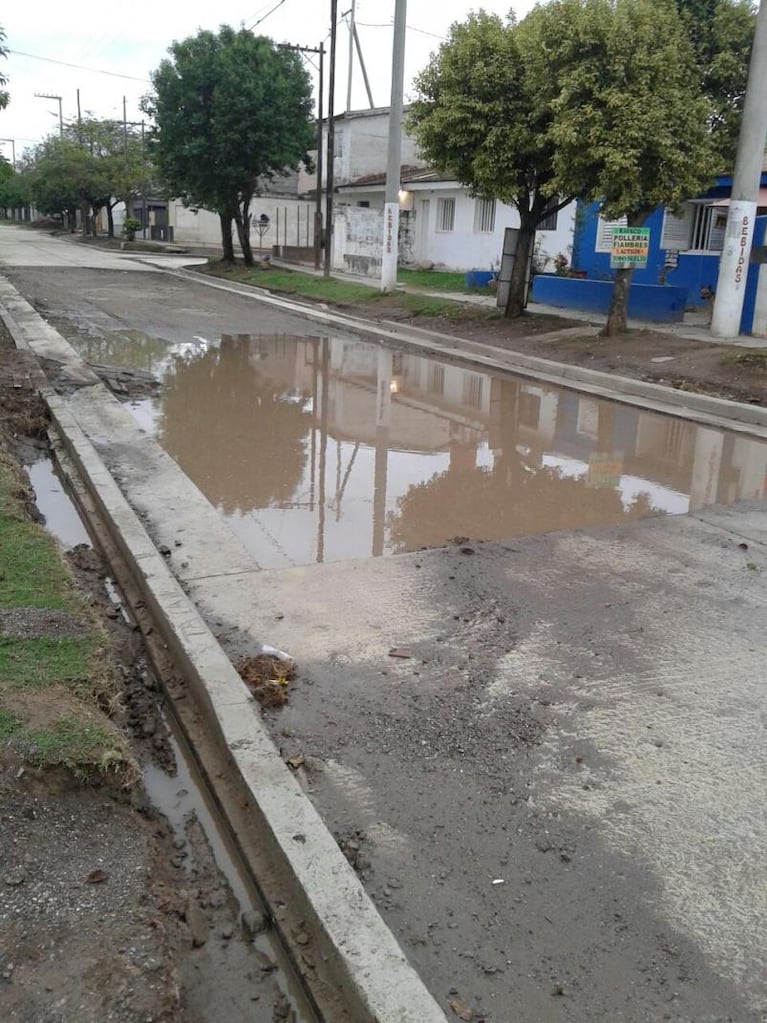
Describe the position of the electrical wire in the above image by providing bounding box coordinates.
[247,0,287,30]
[8,49,151,83]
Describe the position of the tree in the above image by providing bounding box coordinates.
[64,118,147,236]
[147,26,314,265]
[407,12,576,319]
[28,137,109,230]
[677,0,756,166]
[0,26,9,110]
[542,0,718,335]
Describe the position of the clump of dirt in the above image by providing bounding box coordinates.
[236,653,296,708]
[335,828,372,880]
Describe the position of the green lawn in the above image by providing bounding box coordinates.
[0,448,133,782]
[201,262,500,320]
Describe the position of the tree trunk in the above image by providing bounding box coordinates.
[106,203,115,239]
[504,218,537,319]
[219,212,235,263]
[601,207,653,337]
[602,267,634,336]
[234,202,254,266]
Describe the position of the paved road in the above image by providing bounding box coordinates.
[2,225,766,1022]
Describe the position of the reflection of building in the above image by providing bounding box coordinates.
[156,333,767,567]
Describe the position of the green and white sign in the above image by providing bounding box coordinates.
[610,226,650,269]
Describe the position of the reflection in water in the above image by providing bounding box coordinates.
[134,333,767,568]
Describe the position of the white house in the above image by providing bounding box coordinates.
[298,106,427,192]
[336,167,576,275]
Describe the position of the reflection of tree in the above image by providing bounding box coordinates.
[160,336,311,514]
[70,329,170,371]
[387,454,659,553]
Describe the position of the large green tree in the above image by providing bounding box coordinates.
[407,11,576,319]
[678,0,756,166]
[541,0,718,335]
[147,26,314,265]
[28,136,112,230]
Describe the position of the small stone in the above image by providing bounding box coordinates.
[295,931,310,946]
[186,898,208,947]
[4,871,25,887]
[241,909,267,939]
[221,923,234,940]
[158,545,172,558]
[142,717,156,737]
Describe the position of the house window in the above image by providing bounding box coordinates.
[357,200,370,208]
[462,374,483,409]
[518,390,541,428]
[473,198,496,233]
[595,215,627,253]
[689,204,727,251]
[537,197,560,232]
[436,197,455,232]
[660,205,693,250]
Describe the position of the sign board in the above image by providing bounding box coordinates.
[587,452,623,489]
[610,227,650,269]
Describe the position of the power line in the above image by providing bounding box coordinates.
[355,20,445,40]
[8,48,151,83]
[247,0,287,29]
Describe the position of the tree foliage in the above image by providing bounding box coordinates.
[147,26,314,264]
[23,119,148,234]
[407,11,575,318]
[0,26,9,111]
[680,0,756,166]
[540,0,718,334]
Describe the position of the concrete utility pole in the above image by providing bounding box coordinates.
[346,0,355,111]
[34,93,63,135]
[380,0,407,292]
[711,0,767,336]
[280,42,326,269]
[325,0,339,277]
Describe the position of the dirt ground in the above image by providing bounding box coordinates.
[0,328,306,1023]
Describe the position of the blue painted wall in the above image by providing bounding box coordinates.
[571,202,720,308]
[531,275,688,322]
[740,216,767,334]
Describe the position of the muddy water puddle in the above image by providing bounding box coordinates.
[120,332,767,568]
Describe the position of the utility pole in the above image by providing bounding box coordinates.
[380,0,407,292]
[353,23,375,108]
[346,0,355,111]
[0,138,16,168]
[325,0,338,277]
[711,0,767,336]
[122,96,128,160]
[34,93,63,135]
[279,42,326,270]
[76,89,82,139]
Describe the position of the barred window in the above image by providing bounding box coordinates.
[463,374,483,409]
[473,198,496,233]
[538,197,560,231]
[436,197,455,232]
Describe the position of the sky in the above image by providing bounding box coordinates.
[0,0,532,166]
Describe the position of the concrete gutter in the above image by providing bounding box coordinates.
[158,264,767,440]
[0,276,449,1023]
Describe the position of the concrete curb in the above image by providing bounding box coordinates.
[0,276,449,1023]
[162,264,767,439]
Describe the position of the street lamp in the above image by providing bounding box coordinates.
[34,92,64,136]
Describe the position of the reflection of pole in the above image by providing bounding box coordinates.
[335,439,342,521]
[316,338,330,562]
[309,339,318,511]
[372,350,392,556]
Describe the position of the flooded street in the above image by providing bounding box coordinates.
[3,249,766,1023]
[106,331,767,567]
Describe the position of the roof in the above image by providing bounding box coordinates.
[320,104,412,125]
[337,166,455,190]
